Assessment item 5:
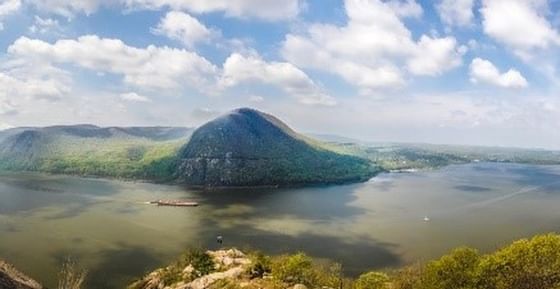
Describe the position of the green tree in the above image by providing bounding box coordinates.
[354,272,389,289]
[271,253,316,286]
[419,247,480,289]
[476,234,560,289]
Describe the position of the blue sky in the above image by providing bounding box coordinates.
[1,0,560,148]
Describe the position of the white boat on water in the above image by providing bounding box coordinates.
[423,216,430,222]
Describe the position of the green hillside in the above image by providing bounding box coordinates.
[0,125,193,181]
[177,108,379,187]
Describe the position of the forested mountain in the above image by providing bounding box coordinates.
[177,108,378,187]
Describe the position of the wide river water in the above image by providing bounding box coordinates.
[1,162,560,288]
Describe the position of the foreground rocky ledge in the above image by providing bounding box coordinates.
[128,249,308,289]
[0,260,43,289]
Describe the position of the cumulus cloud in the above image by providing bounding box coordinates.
[0,0,20,16]
[5,35,334,107]
[407,35,466,76]
[26,0,101,18]
[0,59,71,101]
[222,53,336,106]
[385,0,423,18]
[281,0,465,91]
[469,57,528,88]
[0,0,21,28]
[436,0,474,27]
[26,0,302,20]
[125,0,302,20]
[119,92,151,102]
[8,35,219,92]
[152,11,217,48]
[481,0,560,57]
[0,61,71,118]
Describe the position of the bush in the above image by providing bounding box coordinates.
[158,248,216,286]
[354,272,389,289]
[476,234,560,289]
[314,262,345,289]
[270,252,348,288]
[271,253,316,286]
[419,247,480,289]
[391,264,424,289]
[179,248,215,279]
[247,251,272,278]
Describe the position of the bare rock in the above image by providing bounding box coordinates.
[173,267,245,289]
[0,260,43,289]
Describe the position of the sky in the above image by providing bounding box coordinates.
[1,0,560,149]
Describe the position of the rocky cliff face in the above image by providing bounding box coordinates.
[0,261,43,289]
[177,108,376,187]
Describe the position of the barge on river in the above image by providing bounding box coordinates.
[148,200,199,207]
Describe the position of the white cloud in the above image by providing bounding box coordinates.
[8,35,219,92]
[407,35,466,76]
[0,0,20,29]
[125,0,302,20]
[0,59,71,101]
[119,92,151,102]
[0,0,20,16]
[385,0,423,18]
[437,0,474,27]
[222,53,336,106]
[469,57,528,88]
[481,0,560,57]
[281,0,464,91]
[29,16,61,34]
[26,0,302,20]
[26,0,101,18]
[4,35,336,108]
[152,11,217,48]
[0,61,71,118]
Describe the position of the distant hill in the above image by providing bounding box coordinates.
[0,125,193,180]
[177,108,378,187]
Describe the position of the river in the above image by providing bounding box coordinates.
[1,162,560,288]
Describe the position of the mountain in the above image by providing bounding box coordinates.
[0,109,378,186]
[177,108,378,187]
[0,125,193,180]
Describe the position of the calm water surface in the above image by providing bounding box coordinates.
[1,162,560,288]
